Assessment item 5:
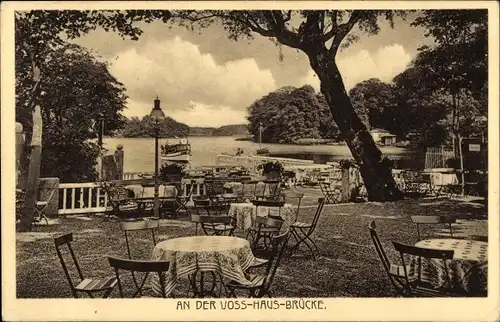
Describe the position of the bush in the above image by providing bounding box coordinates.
[159,163,186,181]
[257,161,284,177]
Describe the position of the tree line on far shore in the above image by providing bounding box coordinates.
[115,119,249,138]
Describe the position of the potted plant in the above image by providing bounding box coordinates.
[159,163,186,183]
[257,161,284,180]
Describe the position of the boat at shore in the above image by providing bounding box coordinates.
[160,138,191,164]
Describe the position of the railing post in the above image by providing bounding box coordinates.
[115,144,124,180]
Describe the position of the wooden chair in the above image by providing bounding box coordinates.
[175,179,194,216]
[54,233,117,298]
[198,215,235,236]
[120,219,160,296]
[107,256,170,298]
[318,180,341,204]
[289,198,325,260]
[411,215,456,240]
[34,188,56,226]
[101,182,139,220]
[368,221,407,296]
[284,190,304,222]
[247,215,284,256]
[227,231,290,298]
[392,241,455,297]
[241,180,259,201]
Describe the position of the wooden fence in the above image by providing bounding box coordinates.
[425,147,454,169]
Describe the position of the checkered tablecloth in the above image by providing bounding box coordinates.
[411,239,488,294]
[150,236,256,296]
[125,185,177,198]
[227,203,296,231]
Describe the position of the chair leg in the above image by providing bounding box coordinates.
[103,288,114,298]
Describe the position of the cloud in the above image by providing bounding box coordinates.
[109,36,276,122]
[299,44,412,92]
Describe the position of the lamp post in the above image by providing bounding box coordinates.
[150,96,165,219]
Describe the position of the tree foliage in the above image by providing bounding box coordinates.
[247,85,338,144]
[411,10,487,141]
[16,42,128,182]
[117,116,190,138]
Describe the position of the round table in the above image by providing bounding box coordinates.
[227,202,296,231]
[150,236,256,296]
[412,239,488,294]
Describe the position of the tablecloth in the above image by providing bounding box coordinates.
[429,173,459,188]
[125,185,177,198]
[150,236,256,296]
[227,202,296,231]
[224,181,277,198]
[411,239,488,294]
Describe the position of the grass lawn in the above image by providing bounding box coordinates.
[16,188,487,298]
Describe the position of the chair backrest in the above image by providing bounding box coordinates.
[368,221,392,276]
[285,191,304,220]
[392,241,454,287]
[260,231,291,295]
[252,199,286,208]
[107,256,170,298]
[39,186,57,203]
[242,180,258,198]
[193,197,214,216]
[120,218,160,231]
[392,242,454,259]
[199,215,232,225]
[309,198,325,230]
[54,233,84,295]
[120,219,159,259]
[199,215,233,235]
[255,215,284,230]
[263,180,282,198]
[411,215,456,239]
[205,180,225,196]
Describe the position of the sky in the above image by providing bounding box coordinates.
[72,11,434,127]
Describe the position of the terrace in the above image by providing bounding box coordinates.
[17,186,487,298]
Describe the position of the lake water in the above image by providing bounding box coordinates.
[103,136,419,173]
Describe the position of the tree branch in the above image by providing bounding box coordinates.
[328,11,363,56]
[321,11,338,42]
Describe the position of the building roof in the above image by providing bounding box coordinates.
[369,128,391,133]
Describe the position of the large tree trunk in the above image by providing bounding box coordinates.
[18,56,43,232]
[307,48,403,201]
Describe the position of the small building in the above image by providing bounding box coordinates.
[369,129,397,145]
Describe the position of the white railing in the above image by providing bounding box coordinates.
[57,179,207,215]
[58,182,108,215]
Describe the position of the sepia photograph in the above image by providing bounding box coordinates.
[2,1,499,321]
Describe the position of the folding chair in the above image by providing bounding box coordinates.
[227,231,290,298]
[34,188,56,226]
[247,215,284,257]
[101,182,139,220]
[318,180,341,204]
[411,215,456,240]
[392,241,455,297]
[107,256,170,298]
[289,198,325,260]
[198,215,236,236]
[120,219,160,296]
[284,190,304,222]
[368,221,407,296]
[256,180,283,201]
[54,233,117,298]
[241,180,258,201]
[175,179,194,216]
